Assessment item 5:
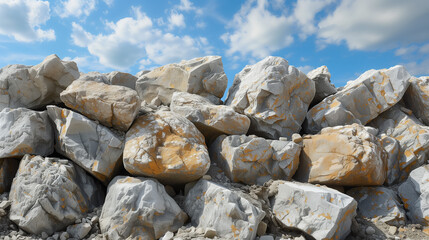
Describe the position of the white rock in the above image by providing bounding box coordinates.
[380,135,401,185]
[271,181,357,240]
[0,108,53,158]
[184,179,265,240]
[226,56,315,139]
[307,66,337,106]
[100,176,187,239]
[106,71,137,89]
[366,226,376,235]
[403,76,429,125]
[67,223,91,240]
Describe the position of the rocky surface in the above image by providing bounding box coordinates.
[403,76,429,125]
[76,71,137,89]
[307,66,337,107]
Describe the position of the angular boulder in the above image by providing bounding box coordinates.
[403,76,429,125]
[347,187,406,226]
[305,65,411,134]
[136,56,227,106]
[225,56,315,139]
[123,110,210,184]
[106,71,137,89]
[380,135,401,185]
[184,179,265,240]
[9,155,105,235]
[271,181,357,240]
[307,65,337,106]
[294,124,387,186]
[60,80,141,131]
[0,159,19,193]
[47,106,125,183]
[100,176,187,239]
[170,92,250,140]
[209,134,301,185]
[0,108,53,158]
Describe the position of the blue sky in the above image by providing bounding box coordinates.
[1,0,429,95]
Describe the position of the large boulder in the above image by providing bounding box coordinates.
[0,108,53,158]
[0,159,19,193]
[170,92,250,141]
[123,110,210,185]
[136,56,227,106]
[380,135,401,185]
[184,179,265,240]
[398,165,429,225]
[209,134,301,185]
[307,66,337,106]
[305,65,411,134]
[0,54,79,111]
[294,124,387,186]
[271,181,357,240]
[47,106,124,184]
[60,80,141,131]
[347,187,406,226]
[225,56,315,139]
[403,76,429,125]
[9,155,105,235]
[100,176,187,239]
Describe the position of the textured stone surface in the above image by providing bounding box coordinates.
[307,66,337,106]
[305,65,411,134]
[0,108,53,158]
[170,92,250,140]
[209,134,301,185]
[380,135,401,185]
[47,105,124,183]
[100,176,187,239]
[0,159,19,193]
[403,76,429,125]
[0,54,79,111]
[106,71,137,89]
[184,179,265,240]
[347,187,406,226]
[123,110,210,184]
[225,56,315,139]
[271,181,357,240]
[398,165,429,226]
[294,124,387,186]
[60,80,141,131]
[370,105,429,181]
[136,56,227,106]
[9,155,105,235]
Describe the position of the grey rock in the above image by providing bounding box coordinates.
[307,66,337,106]
[135,70,150,79]
[77,72,108,84]
[66,223,91,240]
[365,226,376,235]
[0,200,11,210]
[60,232,69,240]
[379,135,401,185]
[403,76,429,125]
[259,236,274,240]
[41,232,49,239]
[106,71,137,89]
[0,159,19,193]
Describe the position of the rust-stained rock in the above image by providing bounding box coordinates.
[60,80,141,131]
[123,110,210,185]
[0,159,19,193]
[294,124,387,186]
[403,76,429,125]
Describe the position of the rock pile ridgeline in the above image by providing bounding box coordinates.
[1,54,429,240]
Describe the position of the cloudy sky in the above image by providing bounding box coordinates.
[1,0,429,93]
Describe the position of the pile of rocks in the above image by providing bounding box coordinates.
[1,54,429,240]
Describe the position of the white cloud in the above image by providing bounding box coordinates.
[293,0,334,39]
[102,0,113,6]
[297,65,314,74]
[58,0,96,18]
[168,11,186,29]
[420,43,429,54]
[405,58,429,76]
[0,0,55,42]
[71,22,93,47]
[176,0,202,14]
[395,46,418,56]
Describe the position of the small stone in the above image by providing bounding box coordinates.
[0,201,11,209]
[202,175,212,181]
[161,231,174,240]
[291,134,302,144]
[366,226,376,235]
[204,228,217,238]
[41,232,49,239]
[259,236,274,240]
[9,231,17,236]
[0,209,7,217]
[388,226,397,235]
[52,234,59,240]
[74,219,81,224]
[257,222,268,236]
[90,216,99,224]
[67,223,91,239]
[60,231,69,240]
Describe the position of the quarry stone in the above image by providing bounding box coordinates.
[307,66,337,106]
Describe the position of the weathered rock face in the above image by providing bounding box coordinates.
[47,106,125,184]
[77,71,137,89]
[184,179,265,240]
[369,105,429,181]
[403,76,429,125]
[225,56,315,139]
[123,110,210,184]
[398,165,429,226]
[100,176,187,239]
[170,92,250,140]
[209,134,301,185]
[60,80,141,131]
[0,54,79,111]
[271,181,357,240]
[0,108,53,158]
[294,124,387,186]
[380,135,401,185]
[136,56,227,106]
[307,66,337,106]
[305,65,411,134]
[9,155,105,235]
[0,159,19,193]
[347,187,406,226]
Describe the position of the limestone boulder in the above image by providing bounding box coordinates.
[209,134,301,185]
[60,80,141,131]
[0,54,79,111]
[0,108,53,158]
[380,135,401,185]
[0,159,19,193]
[347,187,406,226]
[403,76,429,125]
[106,71,137,89]
[398,165,429,225]
[47,106,124,184]
[294,124,387,186]
[225,56,315,139]
[184,179,265,240]
[100,176,187,239]
[271,181,357,240]
[170,92,250,140]
[123,110,210,184]
[305,65,411,134]
[9,155,105,235]
[307,66,337,106]
[136,56,227,106]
